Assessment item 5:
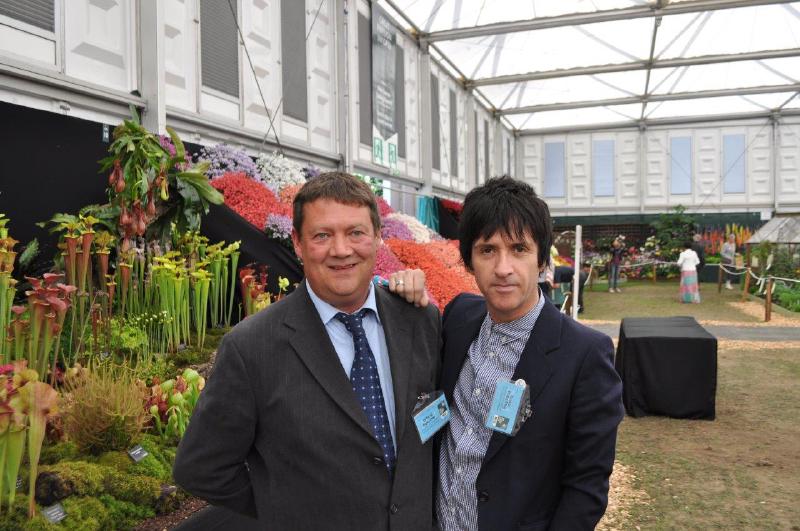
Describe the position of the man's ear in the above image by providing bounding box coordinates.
[291,230,303,260]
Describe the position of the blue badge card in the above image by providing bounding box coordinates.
[485,379,532,436]
[412,391,452,443]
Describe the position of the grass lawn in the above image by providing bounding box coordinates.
[581,280,760,322]
[614,345,800,529]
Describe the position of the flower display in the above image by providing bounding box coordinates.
[376,196,394,217]
[278,184,303,206]
[158,135,191,169]
[303,164,321,180]
[265,213,294,248]
[211,172,291,228]
[197,144,259,179]
[373,243,405,278]
[381,216,414,241]
[439,198,463,218]
[385,239,479,309]
[256,152,306,192]
[385,213,442,244]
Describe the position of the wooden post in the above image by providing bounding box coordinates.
[652,262,657,284]
[717,264,723,293]
[741,268,751,302]
[765,277,773,322]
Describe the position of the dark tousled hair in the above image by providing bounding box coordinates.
[292,172,381,236]
[458,176,553,270]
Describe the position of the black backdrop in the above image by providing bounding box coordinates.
[0,102,302,307]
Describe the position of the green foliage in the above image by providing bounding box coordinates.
[39,442,80,465]
[98,494,155,529]
[774,283,800,312]
[110,318,148,356]
[650,205,696,260]
[96,445,171,482]
[104,472,161,507]
[769,247,798,279]
[62,367,147,455]
[18,238,39,268]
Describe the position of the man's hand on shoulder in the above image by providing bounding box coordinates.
[387,269,429,308]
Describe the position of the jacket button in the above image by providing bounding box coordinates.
[373,456,384,466]
[390,504,399,514]
[478,490,489,502]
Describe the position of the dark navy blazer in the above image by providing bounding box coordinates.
[437,294,624,531]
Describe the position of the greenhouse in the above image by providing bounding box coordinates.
[0,1,799,529]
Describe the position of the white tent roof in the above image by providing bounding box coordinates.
[384,0,800,133]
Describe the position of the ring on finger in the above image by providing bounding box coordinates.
[396,279,405,287]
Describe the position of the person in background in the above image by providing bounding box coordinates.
[692,233,706,277]
[608,238,624,293]
[721,233,737,290]
[677,240,702,303]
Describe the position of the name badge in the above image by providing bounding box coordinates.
[412,391,452,443]
[485,379,532,436]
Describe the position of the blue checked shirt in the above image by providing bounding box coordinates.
[437,292,545,530]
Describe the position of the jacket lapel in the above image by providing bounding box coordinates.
[374,288,413,443]
[482,300,561,466]
[285,282,375,439]
[441,309,484,401]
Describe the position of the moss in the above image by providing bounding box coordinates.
[104,473,162,507]
[132,438,172,481]
[99,494,155,529]
[97,447,170,482]
[168,347,209,368]
[38,461,108,498]
[39,441,80,465]
[58,496,110,530]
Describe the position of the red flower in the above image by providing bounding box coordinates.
[376,196,394,217]
[385,239,479,309]
[439,198,463,218]
[212,172,292,228]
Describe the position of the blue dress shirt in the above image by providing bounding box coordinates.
[306,281,397,447]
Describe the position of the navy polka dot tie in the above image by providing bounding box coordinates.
[335,309,396,474]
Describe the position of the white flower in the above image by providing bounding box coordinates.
[385,213,440,244]
[256,152,305,192]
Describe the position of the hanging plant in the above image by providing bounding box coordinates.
[99,106,223,250]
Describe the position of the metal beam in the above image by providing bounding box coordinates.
[423,0,795,42]
[516,108,800,136]
[469,48,800,87]
[500,83,800,115]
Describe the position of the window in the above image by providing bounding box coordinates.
[670,136,692,195]
[282,0,308,122]
[201,0,239,98]
[431,74,440,171]
[0,0,54,32]
[723,134,746,194]
[395,45,406,158]
[544,142,566,198]
[592,139,615,197]
[357,13,371,145]
[449,89,458,177]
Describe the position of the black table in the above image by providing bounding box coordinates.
[615,316,717,420]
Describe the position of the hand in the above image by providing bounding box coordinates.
[388,269,429,307]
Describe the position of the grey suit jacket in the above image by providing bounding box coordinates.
[174,281,442,530]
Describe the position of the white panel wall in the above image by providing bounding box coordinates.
[778,123,800,206]
[519,120,800,215]
[64,0,136,92]
[518,136,542,193]
[164,0,196,111]
[306,0,335,152]
[568,134,591,208]
[402,35,420,180]
[240,0,281,135]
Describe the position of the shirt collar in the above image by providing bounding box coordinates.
[306,280,380,325]
[484,289,545,342]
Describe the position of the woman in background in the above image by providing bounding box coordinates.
[608,239,624,293]
[677,240,702,303]
[720,233,737,290]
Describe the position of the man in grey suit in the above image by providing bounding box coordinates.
[174,172,441,530]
